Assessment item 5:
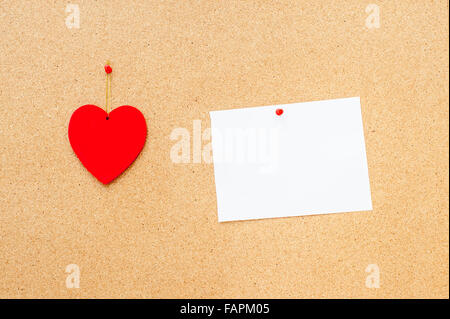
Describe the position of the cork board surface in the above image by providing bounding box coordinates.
[0,0,448,298]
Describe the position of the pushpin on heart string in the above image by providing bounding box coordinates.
[104,61,112,118]
[276,108,284,116]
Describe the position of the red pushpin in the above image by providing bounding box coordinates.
[275,108,284,116]
[104,64,112,74]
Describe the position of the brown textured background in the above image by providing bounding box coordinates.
[0,0,448,298]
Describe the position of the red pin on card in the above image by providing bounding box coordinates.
[68,63,147,184]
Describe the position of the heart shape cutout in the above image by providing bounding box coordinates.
[69,105,147,184]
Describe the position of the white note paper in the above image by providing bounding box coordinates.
[210,97,372,222]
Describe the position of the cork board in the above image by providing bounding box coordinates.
[0,0,448,298]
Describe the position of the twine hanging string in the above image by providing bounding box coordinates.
[104,61,112,117]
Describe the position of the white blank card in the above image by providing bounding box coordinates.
[210,97,372,222]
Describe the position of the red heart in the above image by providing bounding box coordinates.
[68,105,147,184]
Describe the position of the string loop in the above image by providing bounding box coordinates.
[105,61,112,115]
